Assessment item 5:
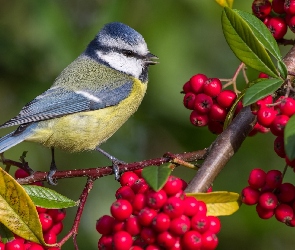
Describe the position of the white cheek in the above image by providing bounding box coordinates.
[97,51,143,79]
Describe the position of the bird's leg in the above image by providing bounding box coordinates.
[47,147,58,185]
[95,147,125,181]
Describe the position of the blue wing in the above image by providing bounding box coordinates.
[0,80,133,128]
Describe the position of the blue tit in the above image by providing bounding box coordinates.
[0,22,158,184]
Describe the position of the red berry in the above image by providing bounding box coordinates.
[248,168,266,189]
[203,78,222,98]
[277,183,295,203]
[0,243,4,250]
[181,230,202,250]
[285,0,295,14]
[194,93,213,114]
[5,239,25,250]
[163,176,183,196]
[146,189,167,209]
[288,15,295,33]
[196,200,207,216]
[258,72,269,78]
[125,215,141,236]
[191,214,209,233]
[157,231,177,249]
[131,178,149,194]
[272,0,285,13]
[112,220,125,232]
[259,192,278,210]
[207,216,221,234]
[169,216,190,235]
[256,204,274,219]
[234,101,243,115]
[26,243,43,250]
[36,206,47,214]
[145,245,160,250]
[266,17,287,40]
[201,231,219,250]
[112,231,133,250]
[115,186,135,202]
[265,169,282,188]
[96,215,115,235]
[208,121,223,134]
[216,90,237,109]
[241,186,260,205]
[190,110,209,127]
[274,136,285,158]
[43,232,57,244]
[182,81,192,94]
[286,156,295,167]
[275,204,294,224]
[138,207,157,226]
[38,213,53,232]
[278,97,295,117]
[98,235,112,250]
[190,74,207,94]
[49,221,63,235]
[152,212,170,232]
[183,92,196,110]
[14,169,30,179]
[120,171,139,187]
[256,107,277,127]
[110,199,132,221]
[140,227,156,244]
[209,104,227,122]
[47,208,66,222]
[183,196,199,217]
[130,247,144,250]
[270,115,289,136]
[252,0,272,19]
[163,197,185,219]
[132,193,147,214]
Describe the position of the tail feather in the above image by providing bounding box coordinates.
[0,124,36,153]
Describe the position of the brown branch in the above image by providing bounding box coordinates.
[185,44,295,193]
[5,150,207,184]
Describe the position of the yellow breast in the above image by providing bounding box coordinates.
[26,78,147,152]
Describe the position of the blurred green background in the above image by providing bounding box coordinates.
[1,0,295,249]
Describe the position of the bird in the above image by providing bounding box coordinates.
[0,22,158,184]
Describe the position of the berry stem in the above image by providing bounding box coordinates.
[58,177,94,249]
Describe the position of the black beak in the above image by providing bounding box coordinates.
[145,53,159,65]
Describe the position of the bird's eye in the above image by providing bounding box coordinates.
[122,50,134,57]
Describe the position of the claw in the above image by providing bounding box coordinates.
[47,147,58,185]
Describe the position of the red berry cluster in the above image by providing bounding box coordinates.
[241,168,295,226]
[182,73,238,134]
[96,171,221,250]
[252,0,295,40]
[1,169,66,250]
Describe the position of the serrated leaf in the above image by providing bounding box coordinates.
[142,165,172,191]
[215,0,234,8]
[222,7,279,78]
[0,168,44,244]
[235,10,281,61]
[223,91,245,129]
[277,60,288,79]
[23,185,77,209]
[243,78,284,106]
[187,191,241,216]
[284,115,295,161]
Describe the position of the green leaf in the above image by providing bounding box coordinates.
[277,60,288,79]
[0,223,14,243]
[0,168,44,244]
[243,78,284,106]
[284,115,295,161]
[215,0,234,8]
[235,9,281,61]
[187,191,241,216]
[221,7,279,78]
[23,185,77,209]
[142,165,172,191]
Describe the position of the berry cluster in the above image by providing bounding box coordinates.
[0,169,66,250]
[96,171,221,250]
[241,168,295,226]
[252,0,295,40]
[182,73,237,134]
